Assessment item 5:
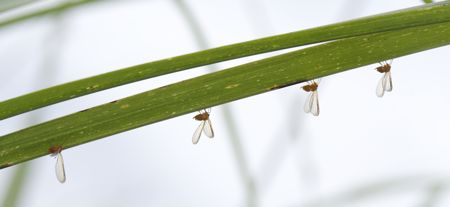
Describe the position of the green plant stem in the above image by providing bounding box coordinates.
[1,1,449,120]
[1,21,449,168]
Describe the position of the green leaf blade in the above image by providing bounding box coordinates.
[1,21,450,168]
[1,1,449,120]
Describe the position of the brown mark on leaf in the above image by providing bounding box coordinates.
[268,80,306,91]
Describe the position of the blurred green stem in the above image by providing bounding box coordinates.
[302,176,448,207]
[173,0,257,206]
[1,165,28,207]
[417,183,446,207]
[0,0,37,13]
[0,0,96,28]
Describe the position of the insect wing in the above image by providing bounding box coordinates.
[203,119,214,138]
[376,75,386,97]
[310,91,320,116]
[55,153,66,183]
[384,71,393,92]
[192,121,205,144]
[304,92,313,113]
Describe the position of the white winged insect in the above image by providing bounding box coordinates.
[192,109,214,144]
[375,59,393,97]
[49,146,66,183]
[302,80,320,116]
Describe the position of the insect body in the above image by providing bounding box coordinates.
[49,146,66,183]
[302,80,320,116]
[375,60,393,97]
[192,109,214,144]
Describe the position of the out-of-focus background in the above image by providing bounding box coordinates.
[1,0,450,206]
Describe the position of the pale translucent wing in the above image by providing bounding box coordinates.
[385,72,393,92]
[203,119,214,138]
[192,121,205,144]
[382,73,388,91]
[310,91,320,116]
[304,92,313,113]
[55,153,66,183]
[376,75,385,97]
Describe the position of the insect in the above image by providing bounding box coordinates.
[48,146,66,183]
[375,60,393,97]
[192,109,214,144]
[302,80,320,116]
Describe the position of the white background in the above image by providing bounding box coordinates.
[1,0,450,207]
